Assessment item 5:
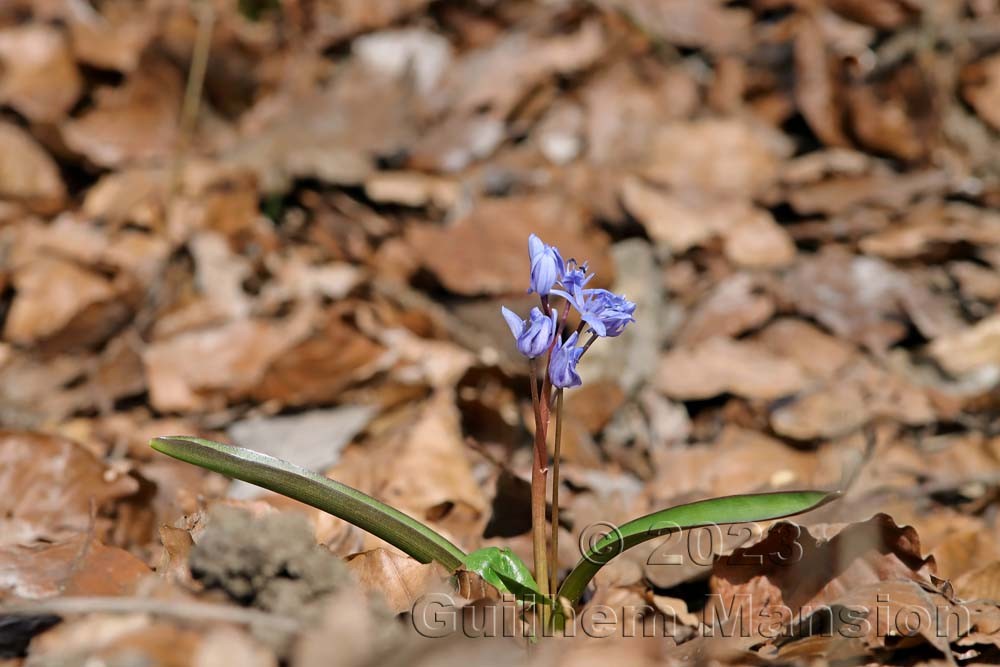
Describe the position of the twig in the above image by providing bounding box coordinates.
[1,597,301,634]
[168,0,215,205]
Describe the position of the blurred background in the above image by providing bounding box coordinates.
[4,0,1000,663]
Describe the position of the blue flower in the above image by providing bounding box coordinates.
[552,286,635,338]
[587,289,636,337]
[501,306,557,358]
[549,332,584,388]
[528,234,564,296]
[560,260,593,293]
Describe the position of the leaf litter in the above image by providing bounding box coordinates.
[4,0,1000,665]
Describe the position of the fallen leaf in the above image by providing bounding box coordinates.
[0,24,82,122]
[345,548,448,614]
[143,311,315,413]
[0,431,138,545]
[0,534,150,599]
[658,337,810,401]
[62,56,183,168]
[3,257,134,351]
[406,195,611,296]
[0,121,65,211]
[709,514,936,645]
[770,359,935,440]
[641,118,792,197]
[929,315,1000,377]
[429,21,605,119]
[599,0,753,54]
[785,248,960,351]
[793,14,849,147]
[963,53,1000,131]
[622,177,794,266]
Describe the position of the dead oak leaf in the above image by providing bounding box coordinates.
[143,310,315,413]
[430,21,605,119]
[598,0,754,54]
[676,274,776,346]
[62,57,183,168]
[785,248,961,351]
[0,121,65,212]
[0,431,138,545]
[406,195,611,296]
[0,534,151,600]
[3,256,135,352]
[345,548,449,614]
[657,337,810,401]
[640,118,792,198]
[929,314,1000,377]
[622,177,795,267]
[0,23,82,123]
[770,358,935,441]
[709,514,936,646]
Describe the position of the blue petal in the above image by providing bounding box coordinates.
[500,306,524,339]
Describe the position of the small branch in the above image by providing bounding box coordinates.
[2,597,301,634]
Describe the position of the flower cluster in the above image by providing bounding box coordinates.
[501,234,636,389]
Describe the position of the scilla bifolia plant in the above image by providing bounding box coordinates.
[151,234,838,635]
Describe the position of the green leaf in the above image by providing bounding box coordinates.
[462,547,542,600]
[150,436,467,571]
[557,490,840,607]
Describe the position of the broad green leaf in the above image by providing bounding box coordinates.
[557,490,840,607]
[150,436,467,571]
[462,547,541,600]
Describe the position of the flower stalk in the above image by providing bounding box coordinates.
[549,387,564,596]
[501,234,636,628]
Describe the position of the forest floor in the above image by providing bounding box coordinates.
[4,0,1000,665]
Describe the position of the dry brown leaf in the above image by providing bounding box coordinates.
[31,615,201,667]
[430,21,605,119]
[369,391,487,527]
[250,313,385,407]
[950,262,1000,302]
[784,169,949,216]
[345,548,448,614]
[67,0,157,72]
[963,53,1000,131]
[657,337,810,401]
[770,359,935,440]
[641,118,792,197]
[826,0,917,28]
[676,274,775,346]
[709,515,936,646]
[194,627,277,667]
[650,426,839,502]
[622,178,795,266]
[0,534,150,599]
[0,24,82,122]
[62,57,183,168]
[221,62,414,193]
[929,315,1000,377]
[599,0,753,54]
[406,195,611,296]
[0,121,65,211]
[3,256,133,350]
[143,310,315,413]
[775,581,956,661]
[0,431,138,545]
[794,14,849,147]
[755,318,857,380]
[785,248,959,351]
